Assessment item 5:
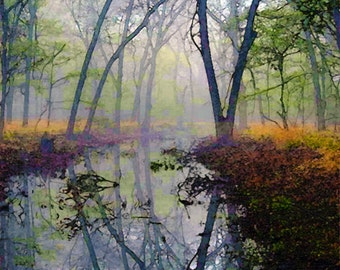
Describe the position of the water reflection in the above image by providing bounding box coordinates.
[3,135,212,269]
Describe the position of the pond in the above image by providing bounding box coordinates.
[1,132,238,270]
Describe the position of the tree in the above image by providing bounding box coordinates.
[0,0,42,138]
[23,0,37,126]
[252,5,304,129]
[0,0,8,140]
[285,0,340,130]
[66,0,113,138]
[66,0,169,138]
[191,0,260,269]
[195,0,260,138]
[288,0,340,49]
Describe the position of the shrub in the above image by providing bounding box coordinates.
[188,135,339,269]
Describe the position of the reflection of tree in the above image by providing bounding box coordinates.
[0,175,37,269]
[56,142,191,269]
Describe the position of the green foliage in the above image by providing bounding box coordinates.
[251,5,303,66]
[13,237,38,267]
[36,248,56,262]
[288,0,337,32]
[14,255,35,267]
[150,147,184,173]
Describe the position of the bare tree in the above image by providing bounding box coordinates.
[191,0,260,269]
[194,0,260,137]
[66,0,113,138]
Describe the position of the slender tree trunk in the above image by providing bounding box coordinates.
[47,78,53,127]
[5,87,13,123]
[131,39,151,124]
[194,1,260,269]
[225,0,260,135]
[229,0,248,131]
[142,142,164,269]
[110,3,134,268]
[141,50,157,135]
[305,29,326,130]
[333,6,340,50]
[23,0,36,127]
[82,0,167,136]
[0,0,8,140]
[238,83,248,130]
[66,0,113,138]
[197,0,224,136]
[277,56,289,129]
[23,174,34,269]
[47,44,65,127]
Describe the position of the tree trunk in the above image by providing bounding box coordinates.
[305,29,326,130]
[131,38,151,124]
[225,0,260,135]
[0,0,8,140]
[5,86,13,124]
[229,0,248,131]
[66,0,113,138]
[82,0,167,136]
[23,0,36,127]
[194,1,260,269]
[333,6,340,50]
[195,193,220,270]
[197,0,224,135]
[277,55,289,129]
[112,2,134,268]
[23,174,35,269]
[238,83,248,130]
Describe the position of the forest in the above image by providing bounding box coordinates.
[0,0,339,269]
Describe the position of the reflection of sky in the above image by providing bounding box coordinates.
[28,137,212,269]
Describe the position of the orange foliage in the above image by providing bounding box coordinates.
[190,131,340,268]
[4,119,86,136]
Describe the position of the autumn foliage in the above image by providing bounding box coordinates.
[184,129,339,269]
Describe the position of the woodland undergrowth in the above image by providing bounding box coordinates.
[177,125,339,269]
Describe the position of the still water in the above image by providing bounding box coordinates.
[3,134,231,270]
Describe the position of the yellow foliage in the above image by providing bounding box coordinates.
[4,119,86,137]
[243,123,340,171]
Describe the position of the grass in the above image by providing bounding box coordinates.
[244,123,339,150]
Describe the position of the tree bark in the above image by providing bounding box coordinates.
[225,0,260,136]
[277,55,289,129]
[197,0,224,135]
